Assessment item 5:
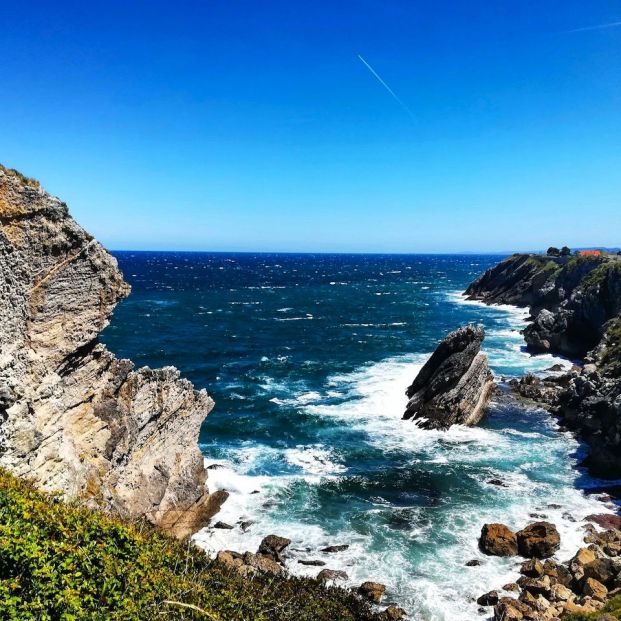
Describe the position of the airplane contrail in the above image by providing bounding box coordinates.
[357,54,415,120]
[566,20,621,33]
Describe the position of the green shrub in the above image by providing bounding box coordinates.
[0,164,41,189]
[581,261,621,289]
[598,317,621,377]
[0,470,382,620]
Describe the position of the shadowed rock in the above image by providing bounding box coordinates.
[403,325,495,429]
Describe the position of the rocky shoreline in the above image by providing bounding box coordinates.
[463,252,621,619]
[3,166,619,620]
[215,535,406,620]
[465,252,621,478]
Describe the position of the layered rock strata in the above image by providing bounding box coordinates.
[403,325,495,429]
[0,165,224,537]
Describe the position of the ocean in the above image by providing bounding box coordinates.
[101,252,611,621]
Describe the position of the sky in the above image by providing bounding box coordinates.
[1,1,620,253]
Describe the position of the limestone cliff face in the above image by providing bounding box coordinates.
[0,166,225,537]
[403,325,495,429]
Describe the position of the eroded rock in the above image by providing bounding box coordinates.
[0,166,216,537]
[480,523,518,556]
[516,522,561,559]
[358,581,386,604]
[403,325,495,429]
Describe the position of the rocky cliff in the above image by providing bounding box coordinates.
[403,325,495,429]
[465,252,621,478]
[0,165,225,537]
[465,253,621,358]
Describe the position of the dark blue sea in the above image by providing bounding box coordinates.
[102,252,606,620]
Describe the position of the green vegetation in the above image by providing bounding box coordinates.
[0,164,41,189]
[581,261,621,290]
[598,317,621,377]
[0,470,382,621]
[524,254,561,276]
[565,595,621,620]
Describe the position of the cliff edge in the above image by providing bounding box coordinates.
[0,165,225,537]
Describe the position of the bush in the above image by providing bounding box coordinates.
[547,246,560,256]
[0,470,382,621]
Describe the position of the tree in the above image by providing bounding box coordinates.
[560,246,571,256]
[547,247,560,256]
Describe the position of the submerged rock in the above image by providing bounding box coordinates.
[403,325,495,429]
[476,591,499,606]
[321,544,350,553]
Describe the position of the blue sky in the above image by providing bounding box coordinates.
[2,1,620,252]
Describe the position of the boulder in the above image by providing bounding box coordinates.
[317,569,348,582]
[257,535,291,562]
[321,544,349,553]
[403,325,495,429]
[549,583,573,603]
[516,575,552,598]
[582,577,608,601]
[479,523,518,556]
[384,606,407,620]
[358,581,386,604]
[520,559,544,578]
[585,514,621,530]
[477,591,499,606]
[216,550,244,571]
[582,558,617,586]
[242,552,283,575]
[298,559,326,566]
[503,583,520,592]
[213,521,234,529]
[493,597,536,621]
[516,522,560,558]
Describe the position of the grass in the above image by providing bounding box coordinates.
[564,595,621,620]
[524,255,560,272]
[0,164,41,189]
[0,469,383,621]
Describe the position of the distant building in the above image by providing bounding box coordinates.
[579,250,602,257]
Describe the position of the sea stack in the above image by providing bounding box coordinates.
[0,165,225,537]
[403,325,495,429]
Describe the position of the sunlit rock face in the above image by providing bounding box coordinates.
[0,165,224,537]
